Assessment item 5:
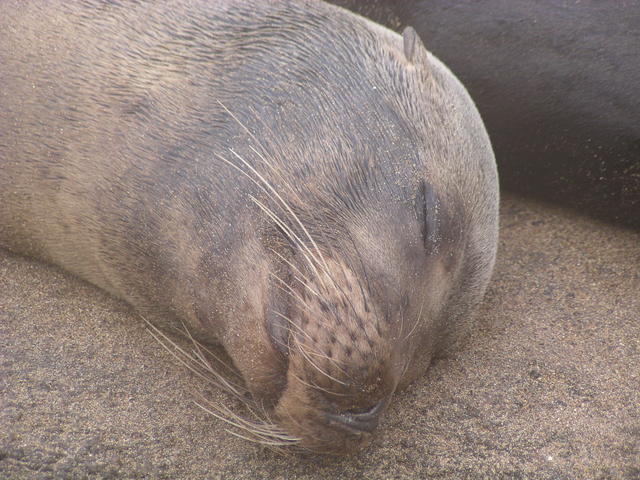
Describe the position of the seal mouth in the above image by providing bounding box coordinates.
[271,361,397,454]
[324,397,388,434]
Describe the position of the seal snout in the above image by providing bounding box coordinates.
[324,398,387,434]
[267,256,403,453]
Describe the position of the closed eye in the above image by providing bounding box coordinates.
[419,179,439,251]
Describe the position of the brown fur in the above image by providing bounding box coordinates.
[0,0,498,454]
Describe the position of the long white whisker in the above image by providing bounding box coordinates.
[143,315,303,452]
[228,147,330,275]
[294,341,349,386]
[178,320,242,379]
[215,99,329,276]
[249,195,326,289]
[195,401,298,446]
[143,318,247,399]
[269,248,321,298]
[269,273,311,307]
[291,372,351,398]
[214,149,325,288]
[244,144,335,285]
[404,295,425,342]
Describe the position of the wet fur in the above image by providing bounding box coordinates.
[0,0,498,454]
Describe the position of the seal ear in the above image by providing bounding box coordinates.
[402,26,426,65]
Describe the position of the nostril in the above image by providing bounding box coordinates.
[325,398,387,434]
[346,403,378,416]
[347,399,386,417]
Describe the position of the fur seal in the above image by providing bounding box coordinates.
[0,0,498,454]
[330,0,640,230]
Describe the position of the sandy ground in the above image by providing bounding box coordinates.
[1,192,639,479]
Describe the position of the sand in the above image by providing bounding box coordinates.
[1,192,639,479]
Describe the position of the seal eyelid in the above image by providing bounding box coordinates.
[420,180,439,251]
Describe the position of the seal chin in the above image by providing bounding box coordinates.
[269,337,399,454]
[273,373,393,455]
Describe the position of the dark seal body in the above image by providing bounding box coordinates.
[331,0,640,229]
[0,0,498,454]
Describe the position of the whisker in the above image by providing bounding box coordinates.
[219,141,342,295]
[178,320,243,380]
[297,344,348,372]
[210,151,308,262]
[143,318,245,397]
[272,311,315,343]
[404,294,425,342]
[269,248,321,299]
[327,255,371,341]
[229,150,323,267]
[243,145,338,291]
[272,311,346,370]
[142,314,300,453]
[293,341,349,386]
[228,146,331,276]
[249,194,327,289]
[267,279,332,333]
[291,372,351,398]
[195,401,298,446]
[268,272,315,313]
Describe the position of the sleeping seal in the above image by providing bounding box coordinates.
[0,0,498,454]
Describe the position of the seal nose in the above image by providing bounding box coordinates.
[325,399,387,434]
